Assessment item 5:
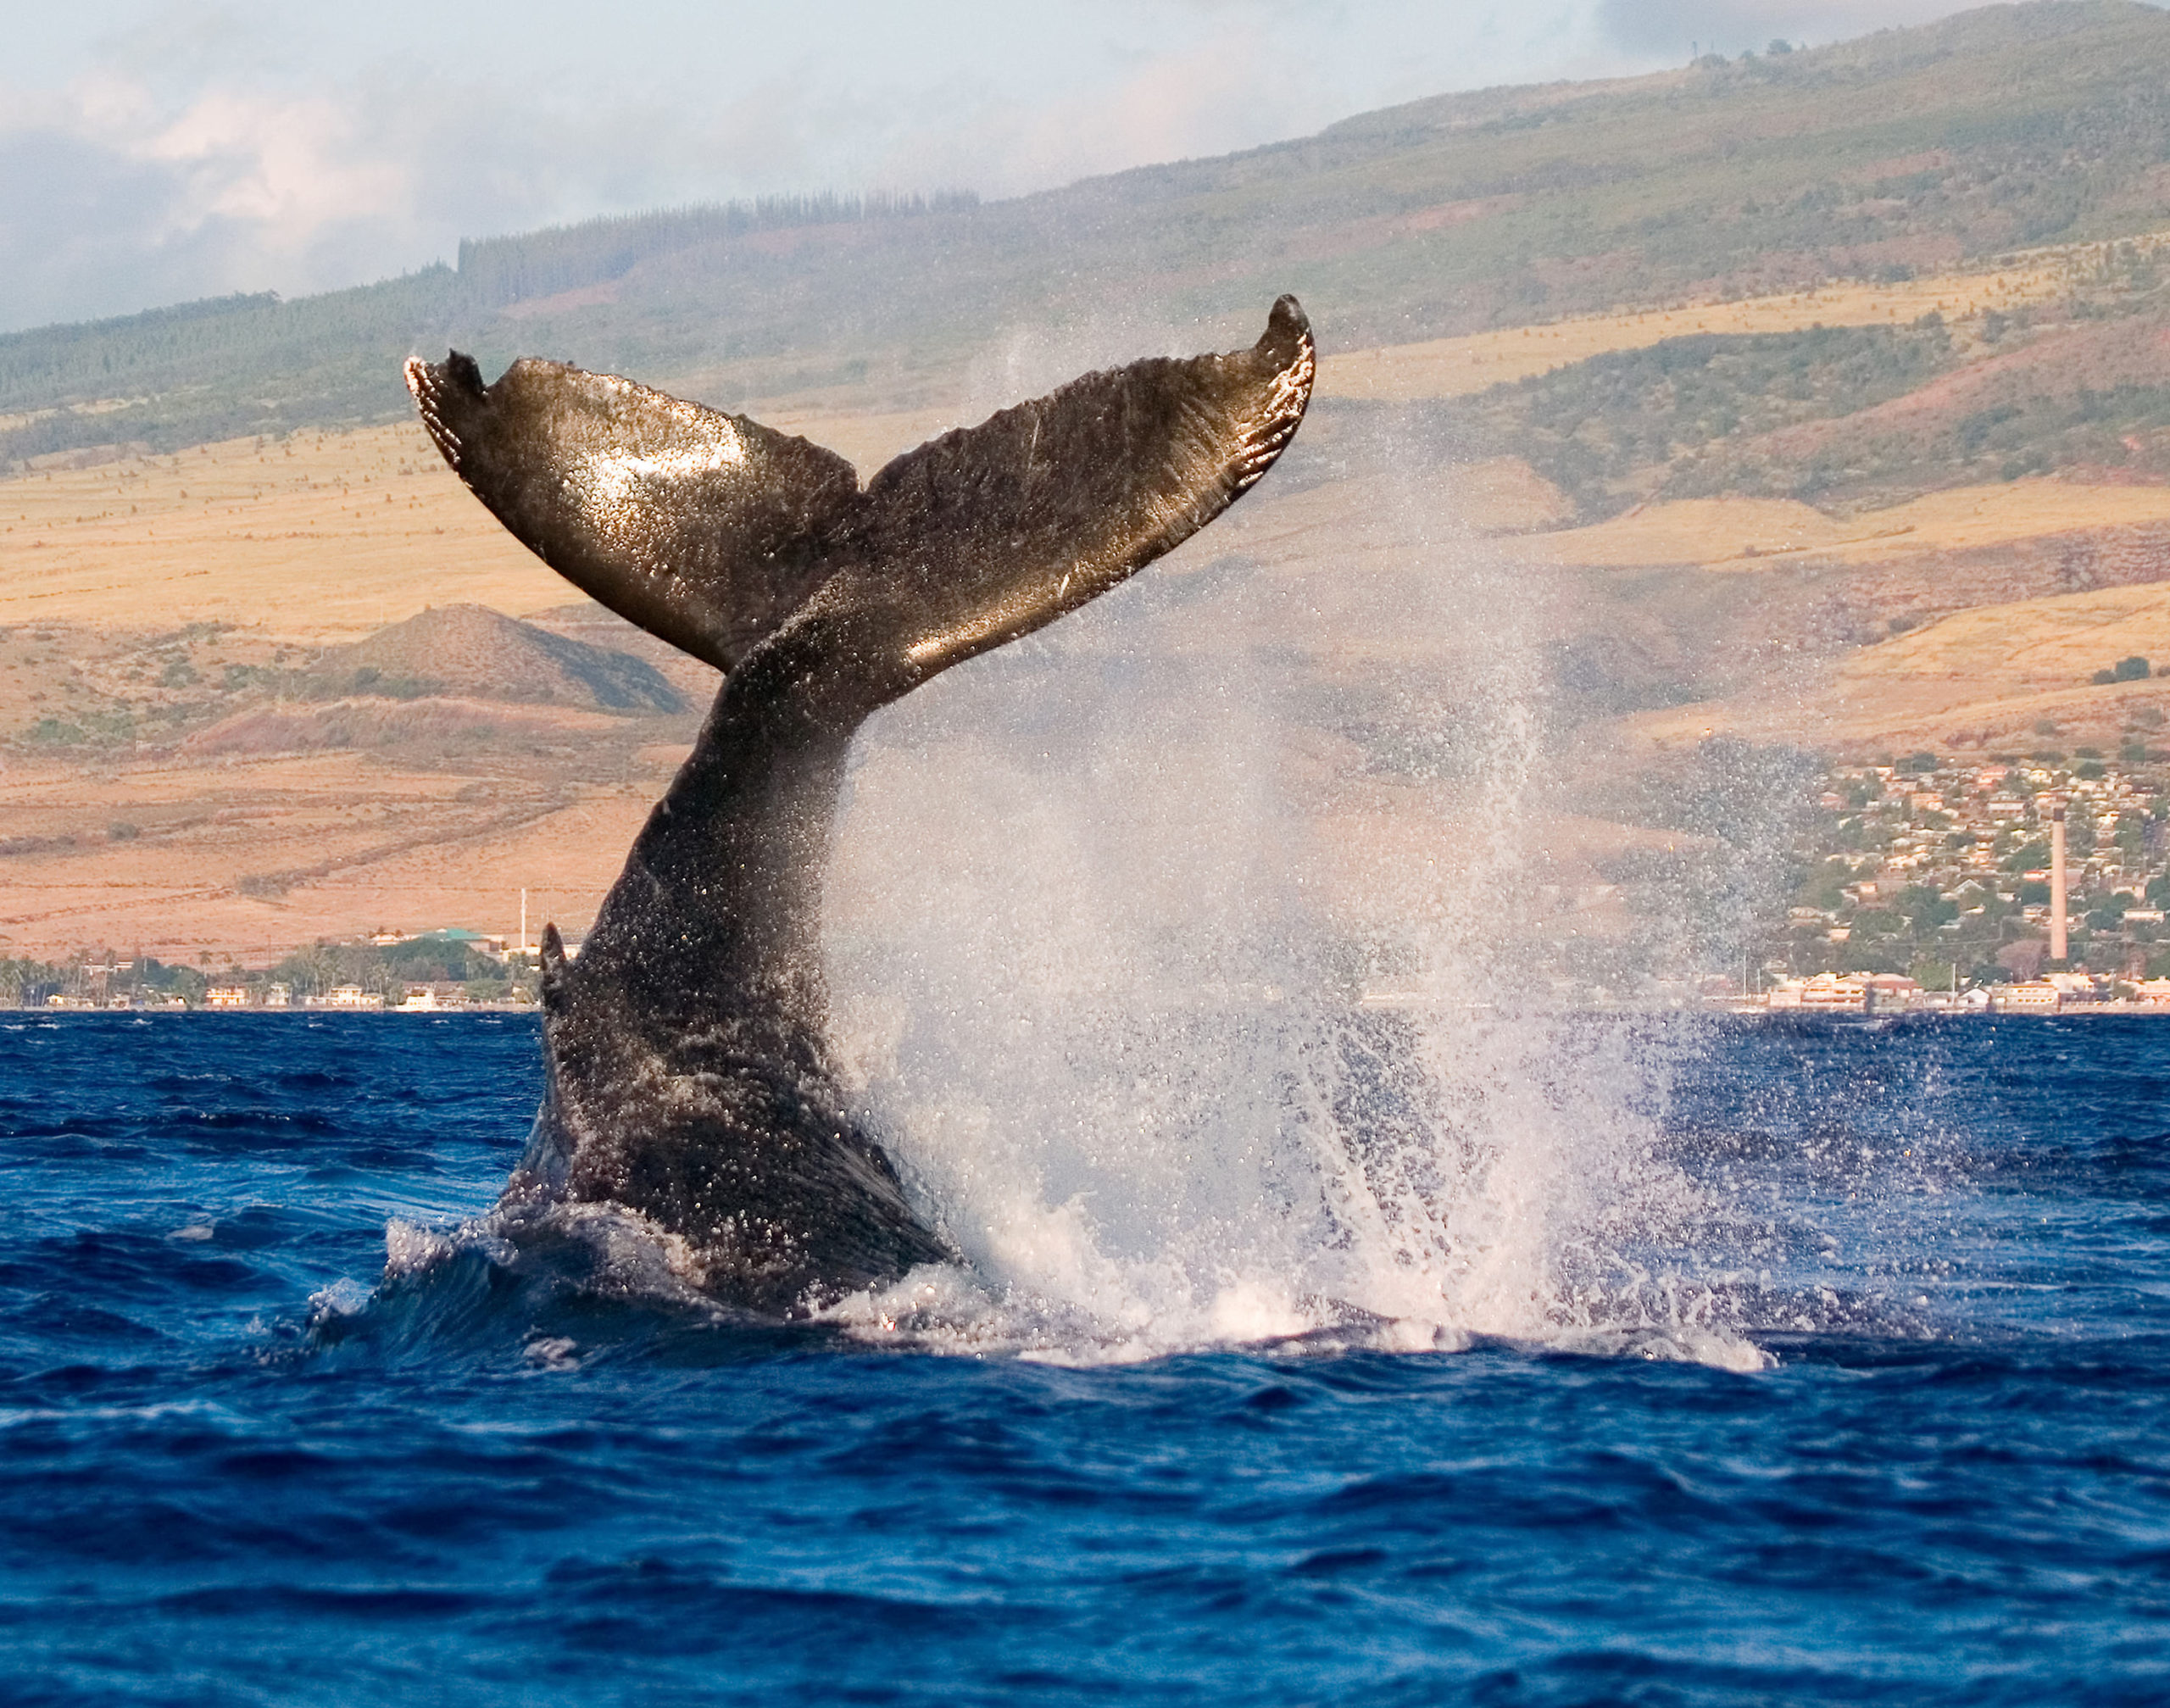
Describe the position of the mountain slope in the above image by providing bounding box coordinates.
[12,3,2170,470]
[320,604,683,713]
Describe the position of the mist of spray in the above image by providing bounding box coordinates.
[820,448,1761,1366]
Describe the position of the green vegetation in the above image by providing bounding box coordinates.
[0,958,63,1004]
[1438,322,1958,518]
[1764,746,2170,990]
[0,937,542,1008]
[1725,367,2170,509]
[267,934,522,1000]
[453,192,976,308]
[26,709,135,746]
[0,953,203,1005]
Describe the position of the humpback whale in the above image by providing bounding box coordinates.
[403,297,1315,1313]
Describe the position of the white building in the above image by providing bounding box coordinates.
[313,985,385,1010]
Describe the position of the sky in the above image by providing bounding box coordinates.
[1,0,1995,335]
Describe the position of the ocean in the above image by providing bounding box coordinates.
[2,1010,2167,1705]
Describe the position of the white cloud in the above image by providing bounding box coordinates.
[876,30,1329,197]
[0,32,1318,330]
[0,61,700,329]
[1594,0,1976,56]
[0,0,2002,333]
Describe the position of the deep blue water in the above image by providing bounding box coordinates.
[3,1012,2169,1705]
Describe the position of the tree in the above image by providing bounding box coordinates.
[1798,857,1850,910]
[1900,884,1958,928]
[273,943,339,999]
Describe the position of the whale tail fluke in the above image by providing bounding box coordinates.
[404,297,1314,705]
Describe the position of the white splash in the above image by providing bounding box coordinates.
[817,459,1767,1371]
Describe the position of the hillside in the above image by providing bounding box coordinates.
[13,3,2170,470]
[323,604,682,713]
[19,4,2170,986]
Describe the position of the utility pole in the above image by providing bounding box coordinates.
[519,888,529,959]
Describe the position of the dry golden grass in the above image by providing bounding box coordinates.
[1635,671,2170,759]
[1629,581,2170,759]
[13,284,2156,648]
[0,744,665,962]
[1316,260,2077,403]
[1493,497,1852,567]
[1811,482,2170,561]
[1447,459,1576,532]
[1492,480,2170,570]
[1842,582,2170,686]
[0,402,1064,641]
[0,424,560,638]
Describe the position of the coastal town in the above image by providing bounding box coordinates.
[3,921,549,1013]
[1741,724,2170,1014]
[17,742,2170,1015]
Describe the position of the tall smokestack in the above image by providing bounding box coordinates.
[2050,804,2068,963]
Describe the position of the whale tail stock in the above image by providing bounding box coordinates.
[404,299,1315,1308]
